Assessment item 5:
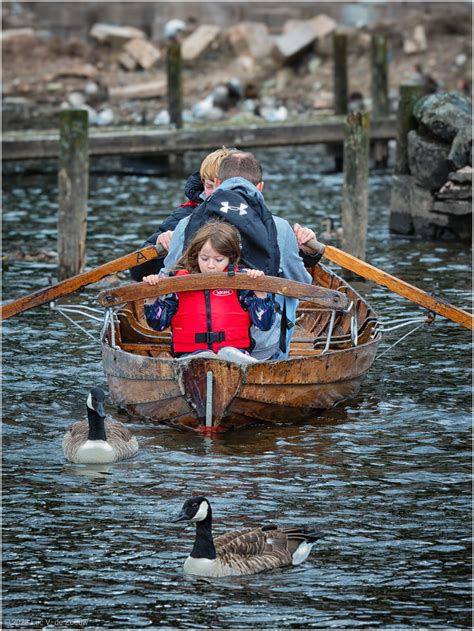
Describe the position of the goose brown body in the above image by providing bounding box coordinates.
[176,497,323,577]
[62,387,138,464]
[62,419,138,463]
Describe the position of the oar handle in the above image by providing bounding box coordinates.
[98,273,349,310]
[305,238,473,331]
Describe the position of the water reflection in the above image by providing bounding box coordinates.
[2,147,471,629]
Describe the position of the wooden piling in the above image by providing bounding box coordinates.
[58,109,89,280]
[395,84,422,174]
[341,112,370,261]
[166,40,184,176]
[333,33,348,115]
[370,34,389,168]
[332,33,348,171]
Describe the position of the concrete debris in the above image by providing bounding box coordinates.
[0,28,37,43]
[50,63,98,80]
[227,22,275,59]
[181,25,221,62]
[118,51,138,71]
[310,14,337,40]
[403,25,428,55]
[109,79,166,100]
[123,38,161,70]
[90,23,146,46]
[275,22,318,61]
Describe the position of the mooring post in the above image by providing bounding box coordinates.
[333,33,348,171]
[342,112,370,261]
[371,34,389,168]
[394,84,422,175]
[58,109,89,280]
[389,84,422,233]
[166,40,184,176]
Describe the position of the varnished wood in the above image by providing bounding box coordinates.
[101,264,381,430]
[98,274,349,310]
[1,245,162,320]
[307,239,474,330]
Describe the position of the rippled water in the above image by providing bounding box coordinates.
[2,147,472,629]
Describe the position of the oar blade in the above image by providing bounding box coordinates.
[1,245,161,320]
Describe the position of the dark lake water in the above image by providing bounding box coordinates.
[2,146,472,630]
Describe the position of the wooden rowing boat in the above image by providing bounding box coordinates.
[99,265,381,431]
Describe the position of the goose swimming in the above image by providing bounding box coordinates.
[62,387,139,464]
[175,496,324,577]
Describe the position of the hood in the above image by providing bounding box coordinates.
[184,171,205,204]
[216,177,264,205]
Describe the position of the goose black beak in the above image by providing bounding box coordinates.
[95,401,106,418]
[173,510,188,522]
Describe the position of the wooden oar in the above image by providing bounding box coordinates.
[0,245,162,321]
[98,274,349,311]
[307,238,474,331]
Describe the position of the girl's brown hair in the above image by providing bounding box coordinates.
[175,221,241,273]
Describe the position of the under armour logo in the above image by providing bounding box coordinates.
[219,201,248,215]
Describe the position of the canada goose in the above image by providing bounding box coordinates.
[174,496,324,577]
[319,218,342,242]
[62,387,138,464]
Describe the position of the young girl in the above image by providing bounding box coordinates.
[143,222,275,362]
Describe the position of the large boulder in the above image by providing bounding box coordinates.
[413,91,472,142]
[448,125,472,169]
[407,130,451,190]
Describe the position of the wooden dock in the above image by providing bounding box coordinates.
[2,116,396,161]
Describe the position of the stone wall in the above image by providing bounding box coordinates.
[390,92,472,241]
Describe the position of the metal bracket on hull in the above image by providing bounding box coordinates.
[206,371,213,428]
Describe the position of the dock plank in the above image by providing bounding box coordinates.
[2,117,396,161]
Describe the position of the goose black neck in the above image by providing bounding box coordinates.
[87,409,107,441]
[191,506,216,559]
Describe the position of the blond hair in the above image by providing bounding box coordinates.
[199,146,238,183]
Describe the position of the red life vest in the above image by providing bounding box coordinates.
[171,269,252,353]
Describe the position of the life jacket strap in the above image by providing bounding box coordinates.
[195,331,226,344]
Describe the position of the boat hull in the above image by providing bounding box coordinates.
[102,338,379,430]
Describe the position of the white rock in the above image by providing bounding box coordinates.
[164,19,186,40]
[153,110,171,125]
[68,92,86,107]
[260,105,288,122]
[95,108,114,126]
[84,81,99,96]
[192,95,225,121]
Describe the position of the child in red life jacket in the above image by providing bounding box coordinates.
[143,222,275,362]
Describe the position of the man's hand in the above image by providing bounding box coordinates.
[156,230,174,251]
[293,223,316,254]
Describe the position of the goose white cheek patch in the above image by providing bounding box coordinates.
[192,501,209,521]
